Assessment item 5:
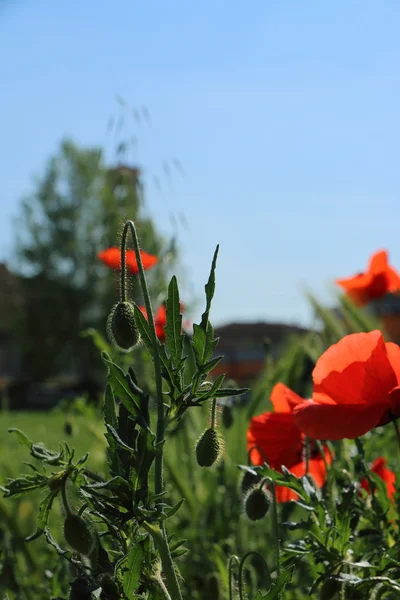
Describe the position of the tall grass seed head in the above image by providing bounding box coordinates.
[195,427,224,467]
[107,300,140,351]
[244,485,272,521]
[63,514,94,555]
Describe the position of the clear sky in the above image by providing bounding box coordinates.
[1,1,400,327]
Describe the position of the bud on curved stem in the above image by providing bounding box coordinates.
[119,221,182,600]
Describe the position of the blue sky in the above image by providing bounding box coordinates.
[1,1,400,326]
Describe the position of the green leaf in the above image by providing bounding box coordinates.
[104,383,117,429]
[191,246,219,368]
[8,428,33,449]
[133,305,154,358]
[164,498,184,519]
[26,492,57,542]
[203,245,219,321]
[259,567,294,599]
[102,353,148,428]
[123,543,144,596]
[3,474,49,498]
[165,276,184,367]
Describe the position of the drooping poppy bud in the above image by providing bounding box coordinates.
[100,573,120,599]
[107,301,140,351]
[240,470,262,497]
[195,427,224,467]
[63,514,94,555]
[244,486,271,521]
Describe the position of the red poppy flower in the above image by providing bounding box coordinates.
[247,383,331,503]
[138,305,167,341]
[97,247,158,274]
[292,331,400,441]
[139,302,187,342]
[336,250,400,307]
[360,457,396,501]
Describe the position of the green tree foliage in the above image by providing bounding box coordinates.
[13,139,175,383]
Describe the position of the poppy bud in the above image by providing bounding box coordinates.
[63,514,94,555]
[195,427,224,467]
[244,486,271,521]
[240,470,261,497]
[100,574,120,599]
[320,577,340,600]
[107,301,140,351]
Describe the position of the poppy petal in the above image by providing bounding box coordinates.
[97,247,158,273]
[270,383,303,413]
[275,446,331,503]
[368,250,389,274]
[360,456,396,500]
[313,331,396,405]
[335,273,374,306]
[290,447,331,489]
[385,342,400,384]
[247,412,302,469]
[293,400,386,440]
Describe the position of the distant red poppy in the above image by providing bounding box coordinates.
[360,457,396,501]
[292,331,400,441]
[139,302,186,342]
[336,250,400,307]
[247,383,331,503]
[138,305,167,341]
[97,247,158,274]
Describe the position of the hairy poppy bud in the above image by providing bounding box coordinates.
[320,577,340,600]
[100,574,120,599]
[63,514,94,555]
[195,427,224,467]
[107,301,140,351]
[240,470,262,497]
[244,486,271,521]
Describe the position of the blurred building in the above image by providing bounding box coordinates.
[212,321,309,387]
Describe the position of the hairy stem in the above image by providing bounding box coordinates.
[120,221,182,599]
[121,221,165,495]
[143,522,183,600]
[270,482,280,576]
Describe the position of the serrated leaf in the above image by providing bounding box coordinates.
[3,474,49,498]
[104,383,117,429]
[133,305,154,357]
[202,245,219,321]
[123,543,144,596]
[191,246,219,368]
[102,353,148,428]
[8,428,33,449]
[260,567,294,599]
[165,276,184,367]
[26,492,57,542]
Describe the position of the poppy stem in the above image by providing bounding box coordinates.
[210,397,218,429]
[238,551,272,600]
[119,225,129,302]
[228,555,240,600]
[270,481,281,577]
[392,419,400,452]
[121,221,183,600]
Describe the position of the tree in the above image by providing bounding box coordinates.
[13,139,176,383]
